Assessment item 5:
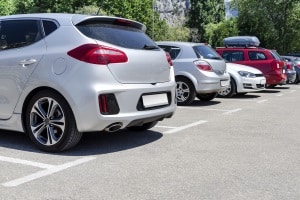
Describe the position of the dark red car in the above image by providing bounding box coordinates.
[216,36,286,87]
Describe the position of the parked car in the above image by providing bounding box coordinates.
[281,55,299,83]
[216,36,286,88]
[0,13,177,152]
[156,41,230,105]
[218,62,266,97]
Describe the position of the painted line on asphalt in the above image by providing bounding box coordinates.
[0,156,54,169]
[276,93,283,97]
[289,90,296,93]
[178,106,242,115]
[163,120,208,134]
[223,108,242,115]
[257,99,268,103]
[156,125,177,129]
[2,156,96,187]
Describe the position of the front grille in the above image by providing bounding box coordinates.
[256,84,265,88]
[255,74,264,77]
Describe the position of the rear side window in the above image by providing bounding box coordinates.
[248,51,267,60]
[158,45,181,59]
[76,22,157,49]
[0,20,41,50]
[193,45,222,60]
[222,51,244,61]
[42,20,58,36]
[270,50,282,61]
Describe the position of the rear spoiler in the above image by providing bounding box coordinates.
[74,16,146,32]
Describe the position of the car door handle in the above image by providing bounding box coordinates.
[19,59,37,67]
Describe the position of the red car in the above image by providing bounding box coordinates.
[216,36,286,87]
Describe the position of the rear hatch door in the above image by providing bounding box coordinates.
[193,45,226,75]
[75,17,170,84]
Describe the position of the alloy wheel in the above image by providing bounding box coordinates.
[30,97,65,146]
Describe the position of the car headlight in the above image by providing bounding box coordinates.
[238,71,256,78]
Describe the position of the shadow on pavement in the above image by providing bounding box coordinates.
[0,129,163,156]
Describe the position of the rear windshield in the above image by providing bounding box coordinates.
[76,22,157,50]
[193,45,222,60]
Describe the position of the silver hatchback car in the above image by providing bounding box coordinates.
[157,42,230,105]
[0,13,176,152]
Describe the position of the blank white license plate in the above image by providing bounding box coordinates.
[142,93,169,108]
[221,80,230,87]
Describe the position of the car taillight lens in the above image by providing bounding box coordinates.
[194,60,213,71]
[286,62,292,70]
[67,44,128,65]
[166,52,173,66]
[271,60,281,70]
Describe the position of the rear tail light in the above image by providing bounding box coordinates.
[99,94,120,115]
[166,52,173,66]
[67,44,128,65]
[271,60,281,70]
[286,62,293,70]
[194,60,213,71]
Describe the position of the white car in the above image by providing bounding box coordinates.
[218,63,266,97]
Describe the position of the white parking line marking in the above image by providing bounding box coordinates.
[257,99,268,103]
[2,156,96,187]
[276,94,283,97]
[0,156,55,169]
[156,125,177,129]
[163,120,207,134]
[223,108,242,115]
[178,107,228,112]
[289,90,296,93]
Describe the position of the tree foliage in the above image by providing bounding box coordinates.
[186,0,225,42]
[204,18,238,47]
[0,0,15,15]
[233,0,300,54]
[101,0,168,40]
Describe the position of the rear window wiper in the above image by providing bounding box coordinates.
[143,44,159,50]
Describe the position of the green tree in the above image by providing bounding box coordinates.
[0,0,15,15]
[101,0,168,40]
[233,0,300,54]
[186,0,225,42]
[204,18,238,47]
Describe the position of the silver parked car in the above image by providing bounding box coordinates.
[156,41,230,105]
[0,13,176,152]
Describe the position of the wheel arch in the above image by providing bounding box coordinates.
[21,87,75,133]
[175,73,197,89]
[228,72,239,93]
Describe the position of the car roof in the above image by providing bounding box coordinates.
[0,13,146,30]
[156,41,207,47]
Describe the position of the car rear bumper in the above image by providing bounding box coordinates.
[286,70,296,83]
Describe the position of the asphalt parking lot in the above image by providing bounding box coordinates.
[0,84,300,200]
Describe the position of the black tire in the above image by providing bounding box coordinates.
[218,77,236,98]
[236,92,247,96]
[294,74,299,84]
[127,121,158,131]
[266,84,277,88]
[197,92,218,101]
[175,77,196,106]
[25,90,82,152]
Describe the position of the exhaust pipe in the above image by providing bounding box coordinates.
[104,122,123,132]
